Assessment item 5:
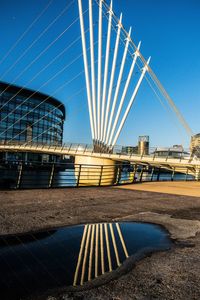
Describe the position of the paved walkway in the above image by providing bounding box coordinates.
[116,181,200,197]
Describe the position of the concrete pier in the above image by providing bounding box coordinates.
[75,155,117,186]
[195,168,200,181]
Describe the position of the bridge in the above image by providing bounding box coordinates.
[0,143,199,178]
[0,0,199,184]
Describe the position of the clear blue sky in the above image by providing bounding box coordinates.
[0,0,199,148]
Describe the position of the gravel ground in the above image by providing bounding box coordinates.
[0,184,200,300]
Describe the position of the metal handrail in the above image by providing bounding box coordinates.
[0,141,193,157]
[0,159,196,190]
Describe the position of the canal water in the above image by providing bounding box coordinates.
[0,222,172,299]
[0,163,195,189]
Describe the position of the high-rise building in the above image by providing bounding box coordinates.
[138,135,149,155]
[0,82,66,162]
[0,81,65,146]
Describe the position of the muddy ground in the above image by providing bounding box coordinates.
[0,183,200,300]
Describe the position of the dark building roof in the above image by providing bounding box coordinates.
[0,81,66,119]
[192,133,200,138]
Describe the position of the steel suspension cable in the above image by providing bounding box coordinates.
[0,59,85,139]
[21,63,124,148]
[0,0,53,66]
[0,1,77,101]
[5,53,114,146]
[94,0,143,146]
[22,88,87,146]
[99,0,192,137]
[0,0,75,82]
[97,0,190,147]
[4,48,106,143]
[0,28,88,122]
[0,217,63,287]
[0,51,83,127]
[0,23,94,126]
[143,74,187,146]
[25,65,121,146]
[0,14,80,97]
[104,3,189,146]
[4,70,85,144]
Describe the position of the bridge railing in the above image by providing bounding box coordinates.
[0,159,195,190]
[0,141,196,162]
[61,144,193,163]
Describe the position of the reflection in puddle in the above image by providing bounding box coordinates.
[73,223,129,286]
[0,222,172,299]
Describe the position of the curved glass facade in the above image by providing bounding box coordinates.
[0,82,65,146]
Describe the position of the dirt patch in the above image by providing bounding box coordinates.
[171,207,200,220]
[0,186,200,235]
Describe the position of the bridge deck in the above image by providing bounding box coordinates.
[0,144,199,171]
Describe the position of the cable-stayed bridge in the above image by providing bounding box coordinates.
[0,0,199,182]
[77,0,192,153]
[0,143,199,178]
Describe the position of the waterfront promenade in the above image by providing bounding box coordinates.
[117,181,200,197]
[0,182,200,299]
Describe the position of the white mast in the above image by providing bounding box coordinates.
[111,57,151,147]
[100,0,113,142]
[89,0,97,140]
[78,0,95,139]
[108,42,141,146]
[105,27,132,145]
[97,0,103,141]
[102,13,122,143]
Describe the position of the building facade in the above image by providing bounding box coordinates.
[138,136,149,155]
[122,146,138,155]
[154,146,190,159]
[0,82,65,146]
[190,134,200,157]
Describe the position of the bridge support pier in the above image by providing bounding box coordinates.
[195,168,200,181]
[75,155,117,186]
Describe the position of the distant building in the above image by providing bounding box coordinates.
[122,146,138,155]
[138,135,149,155]
[172,145,183,150]
[190,134,200,157]
[121,136,149,155]
[153,146,189,159]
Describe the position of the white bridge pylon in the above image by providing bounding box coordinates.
[78,0,151,152]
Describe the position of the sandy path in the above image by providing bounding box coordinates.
[116,181,200,197]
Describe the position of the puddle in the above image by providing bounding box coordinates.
[0,222,172,299]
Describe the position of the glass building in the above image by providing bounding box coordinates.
[0,81,65,146]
